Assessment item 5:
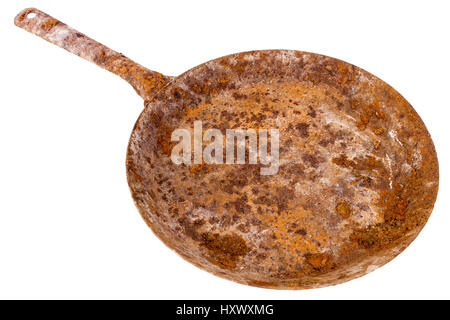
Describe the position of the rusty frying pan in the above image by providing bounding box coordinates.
[15,8,438,289]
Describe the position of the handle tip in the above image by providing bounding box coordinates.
[14,8,39,27]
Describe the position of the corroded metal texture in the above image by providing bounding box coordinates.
[14,8,171,101]
[127,50,438,289]
[16,8,439,289]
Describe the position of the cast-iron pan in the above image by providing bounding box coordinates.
[15,8,439,289]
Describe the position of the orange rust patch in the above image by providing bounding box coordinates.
[336,201,351,218]
[40,18,59,31]
[357,112,370,130]
[332,154,383,173]
[373,140,381,150]
[304,253,332,270]
[373,127,385,135]
[200,232,250,269]
[189,162,213,174]
[375,110,386,119]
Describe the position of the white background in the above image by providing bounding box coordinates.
[0,0,449,299]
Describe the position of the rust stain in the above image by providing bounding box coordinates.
[336,201,351,219]
[40,18,59,31]
[200,232,250,269]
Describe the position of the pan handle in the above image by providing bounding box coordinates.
[14,8,172,102]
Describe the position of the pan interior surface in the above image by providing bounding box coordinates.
[126,50,438,289]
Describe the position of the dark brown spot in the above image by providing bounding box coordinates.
[301,153,324,169]
[295,228,307,236]
[296,122,310,138]
[307,106,316,118]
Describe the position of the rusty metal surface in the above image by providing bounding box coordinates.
[14,8,171,101]
[127,51,438,289]
[15,9,439,289]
